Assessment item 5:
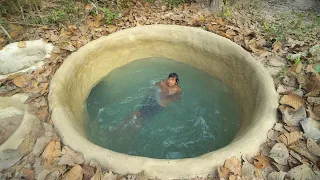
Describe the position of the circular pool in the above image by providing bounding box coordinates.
[49,25,278,179]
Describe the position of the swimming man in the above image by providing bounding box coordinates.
[115,73,182,131]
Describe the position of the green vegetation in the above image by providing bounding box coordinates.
[100,7,118,24]
[262,10,320,41]
[165,0,187,8]
[0,0,80,25]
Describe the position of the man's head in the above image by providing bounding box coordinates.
[167,73,179,87]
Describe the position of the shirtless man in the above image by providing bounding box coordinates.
[115,73,182,131]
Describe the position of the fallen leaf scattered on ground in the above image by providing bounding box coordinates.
[218,166,230,179]
[254,155,270,169]
[13,76,26,88]
[58,146,84,166]
[289,142,320,165]
[64,164,83,180]
[280,93,305,110]
[17,41,26,48]
[0,150,23,171]
[224,156,242,176]
[23,168,35,180]
[269,143,289,165]
[300,118,320,140]
[267,171,286,180]
[42,140,61,165]
[102,170,118,180]
[282,106,306,126]
[287,164,320,180]
[277,131,302,146]
[306,138,320,157]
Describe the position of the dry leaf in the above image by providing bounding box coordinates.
[260,142,273,156]
[267,171,286,180]
[300,118,320,140]
[23,168,35,180]
[307,138,320,157]
[273,123,286,132]
[273,41,282,52]
[82,165,96,180]
[287,164,319,180]
[284,124,302,132]
[102,171,117,180]
[218,166,230,179]
[224,156,241,175]
[32,135,52,156]
[280,94,305,110]
[307,97,320,105]
[226,29,237,36]
[42,140,61,165]
[58,146,85,166]
[296,62,303,74]
[269,143,289,165]
[290,150,302,162]
[62,44,76,52]
[289,142,319,164]
[65,164,83,180]
[306,64,314,73]
[17,41,27,48]
[282,106,306,126]
[241,162,255,178]
[18,133,36,155]
[268,130,281,141]
[50,34,59,42]
[312,105,320,120]
[90,165,101,180]
[254,155,270,169]
[276,84,295,94]
[270,161,289,172]
[0,150,23,171]
[13,76,26,87]
[277,131,302,146]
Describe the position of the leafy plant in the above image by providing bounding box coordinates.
[100,7,117,24]
[48,11,66,24]
[314,64,320,73]
[165,0,187,8]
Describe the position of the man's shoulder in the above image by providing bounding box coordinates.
[175,85,181,92]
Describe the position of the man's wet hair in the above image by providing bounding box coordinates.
[168,73,179,84]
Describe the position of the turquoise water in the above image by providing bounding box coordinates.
[86,57,240,159]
